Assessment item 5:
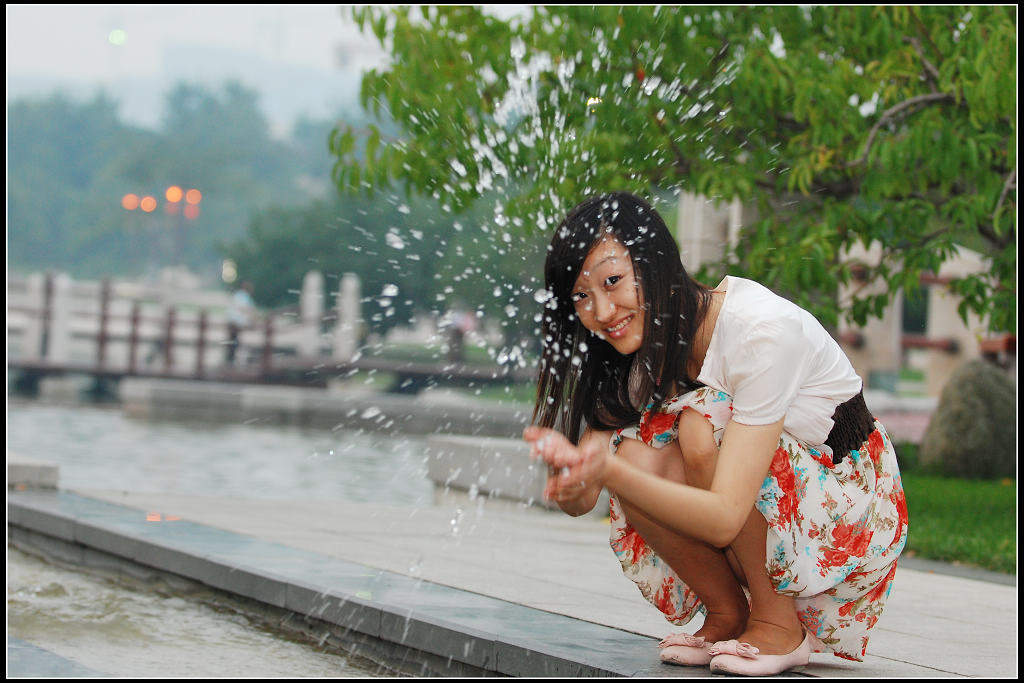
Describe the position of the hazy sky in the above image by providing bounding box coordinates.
[6,4,396,132]
[6,4,524,132]
[5,4,383,81]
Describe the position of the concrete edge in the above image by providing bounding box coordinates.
[117,377,534,439]
[7,455,60,490]
[7,489,672,678]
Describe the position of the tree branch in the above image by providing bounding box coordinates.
[970,169,1019,249]
[651,112,693,178]
[908,7,944,62]
[902,36,942,86]
[993,167,1016,219]
[846,92,956,168]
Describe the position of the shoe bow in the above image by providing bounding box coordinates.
[707,640,760,659]
[658,633,706,649]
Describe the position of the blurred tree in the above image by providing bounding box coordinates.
[7,92,146,275]
[8,81,318,280]
[119,81,308,271]
[331,6,1016,333]
[221,189,548,344]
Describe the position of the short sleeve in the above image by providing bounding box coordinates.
[728,318,805,426]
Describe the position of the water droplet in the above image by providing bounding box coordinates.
[450,159,468,177]
[450,506,464,537]
[386,231,406,250]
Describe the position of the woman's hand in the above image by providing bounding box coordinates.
[523,426,609,507]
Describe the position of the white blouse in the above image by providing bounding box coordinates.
[695,276,863,447]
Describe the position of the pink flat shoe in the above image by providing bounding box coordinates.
[708,633,811,676]
[658,632,713,666]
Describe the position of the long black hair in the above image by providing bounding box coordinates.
[531,191,712,443]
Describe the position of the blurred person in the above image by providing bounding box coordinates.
[226,281,256,366]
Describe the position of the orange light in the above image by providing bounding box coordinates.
[185,188,202,204]
[146,512,162,522]
[121,193,140,210]
[165,185,183,203]
[184,204,201,220]
[140,196,158,212]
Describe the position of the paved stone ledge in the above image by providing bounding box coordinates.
[7,636,110,678]
[7,454,59,490]
[424,433,611,518]
[7,489,691,678]
[120,378,531,438]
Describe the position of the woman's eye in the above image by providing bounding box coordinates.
[571,292,587,303]
[604,275,621,287]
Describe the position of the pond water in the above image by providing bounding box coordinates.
[6,399,434,504]
[7,546,393,677]
[7,398,437,677]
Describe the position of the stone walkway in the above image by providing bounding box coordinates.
[7,481,1017,678]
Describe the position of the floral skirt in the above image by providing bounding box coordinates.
[607,387,908,661]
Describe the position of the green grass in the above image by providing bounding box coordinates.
[900,471,1016,574]
[367,341,501,365]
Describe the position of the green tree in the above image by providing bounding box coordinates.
[331,5,1016,332]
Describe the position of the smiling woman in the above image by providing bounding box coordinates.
[525,191,908,675]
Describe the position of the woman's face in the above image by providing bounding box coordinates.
[570,235,645,355]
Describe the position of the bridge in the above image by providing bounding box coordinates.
[7,270,537,397]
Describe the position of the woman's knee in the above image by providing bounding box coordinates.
[616,436,688,482]
[677,409,718,486]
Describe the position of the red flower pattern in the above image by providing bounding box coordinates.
[611,523,649,564]
[865,563,898,604]
[638,410,679,445]
[866,430,885,466]
[606,388,906,663]
[808,448,835,468]
[831,522,874,557]
[769,446,799,523]
[654,576,676,616]
[891,487,909,536]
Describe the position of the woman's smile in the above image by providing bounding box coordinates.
[571,237,645,355]
[605,314,636,338]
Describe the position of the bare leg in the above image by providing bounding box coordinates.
[725,509,805,654]
[612,412,803,653]
[614,436,748,642]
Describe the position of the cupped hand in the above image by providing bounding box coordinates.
[523,426,609,503]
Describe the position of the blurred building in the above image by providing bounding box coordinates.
[673,191,1014,397]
